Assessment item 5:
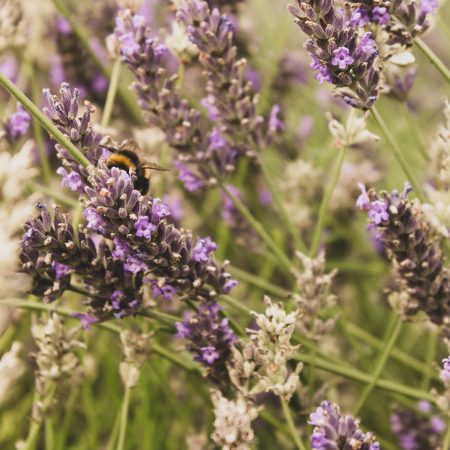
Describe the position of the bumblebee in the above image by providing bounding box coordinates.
[105,140,167,194]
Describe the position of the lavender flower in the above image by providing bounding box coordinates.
[175,302,236,390]
[391,402,445,449]
[2,102,31,143]
[177,0,276,152]
[357,184,450,334]
[309,401,380,450]
[288,0,380,109]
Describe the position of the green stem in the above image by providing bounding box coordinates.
[259,153,307,253]
[106,409,122,450]
[415,37,450,84]
[51,0,143,124]
[101,58,122,128]
[401,104,430,162]
[280,398,307,450]
[353,315,403,415]
[23,384,57,450]
[220,184,294,273]
[344,322,440,381]
[310,146,347,256]
[421,329,438,390]
[0,299,200,374]
[27,182,79,208]
[27,58,52,184]
[442,420,450,450]
[294,352,436,403]
[116,385,131,450]
[371,106,425,202]
[45,416,54,450]
[228,265,290,297]
[0,73,90,168]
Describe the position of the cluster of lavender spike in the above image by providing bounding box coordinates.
[114,3,279,192]
[357,183,450,334]
[309,401,380,449]
[114,9,228,191]
[20,84,237,338]
[288,0,380,109]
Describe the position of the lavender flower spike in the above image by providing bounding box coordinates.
[309,401,380,450]
[357,184,450,335]
[177,0,275,152]
[288,0,380,109]
[175,302,236,391]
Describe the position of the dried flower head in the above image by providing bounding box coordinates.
[229,297,303,401]
[210,389,258,450]
[31,313,84,422]
[327,110,379,149]
[293,251,338,341]
[119,329,152,388]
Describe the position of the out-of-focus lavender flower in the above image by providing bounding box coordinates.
[175,302,236,390]
[288,0,380,109]
[54,15,108,104]
[177,0,278,150]
[309,401,380,450]
[357,184,450,334]
[391,402,445,449]
[2,102,31,143]
[272,51,309,93]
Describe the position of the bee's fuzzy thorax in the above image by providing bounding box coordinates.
[106,153,137,172]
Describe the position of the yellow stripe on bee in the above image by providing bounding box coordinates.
[108,154,137,171]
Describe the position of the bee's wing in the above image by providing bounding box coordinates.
[142,162,169,172]
[119,139,142,153]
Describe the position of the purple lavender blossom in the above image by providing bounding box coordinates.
[421,0,439,14]
[192,237,218,263]
[309,401,380,450]
[372,6,390,24]
[332,47,355,70]
[57,167,84,193]
[174,161,206,192]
